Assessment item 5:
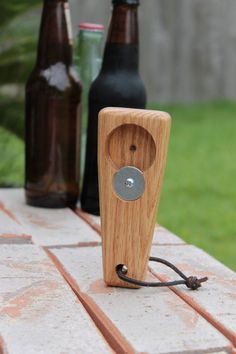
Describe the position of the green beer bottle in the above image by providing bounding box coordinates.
[76,23,104,183]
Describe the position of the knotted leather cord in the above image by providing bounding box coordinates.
[116,257,208,290]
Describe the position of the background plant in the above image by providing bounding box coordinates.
[0,1,41,139]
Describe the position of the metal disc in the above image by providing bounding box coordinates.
[113,166,145,201]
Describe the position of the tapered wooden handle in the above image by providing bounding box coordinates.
[98,108,171,288]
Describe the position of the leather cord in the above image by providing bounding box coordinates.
[116,256,208,290]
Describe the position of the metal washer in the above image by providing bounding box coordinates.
[113,166,145,201]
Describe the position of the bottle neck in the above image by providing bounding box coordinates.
[107,4,138,44]
[102,4,139,72]
[78,30,104,61]
[36,0,73,69]
[77,30,104,78]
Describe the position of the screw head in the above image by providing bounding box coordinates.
[121,265,128,274]
[125,178,134,188]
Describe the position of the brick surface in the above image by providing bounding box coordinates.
[152,225,185,245]
[0,193,32,244]
[0,189,100,247]
[50,246,231,354]
[76,209,101,235]
[0,245,112,354]
[0,231,32,245]
[150,245,236,347]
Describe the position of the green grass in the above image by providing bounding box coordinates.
[0,101,235,271]
[0,126,24,186]
[150,101,236,271]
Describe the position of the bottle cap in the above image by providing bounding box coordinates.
[112,0,139,5]
[79,23,104,32]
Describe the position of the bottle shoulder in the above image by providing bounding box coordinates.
[91,70,145,88]
[90,71,146,104]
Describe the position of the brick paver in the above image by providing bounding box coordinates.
[150,245,236,347]
[0,193,32,244]
[152,225,185,245]
[0,245,112,354]
[49,246,232,354]
[0,189,100,247]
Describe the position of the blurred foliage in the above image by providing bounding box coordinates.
[0,1,41,138]
[0,1,41,27]
[0,5,41,85]
[0,95,24,139]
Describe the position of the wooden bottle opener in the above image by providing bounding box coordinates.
[98,108,171,288]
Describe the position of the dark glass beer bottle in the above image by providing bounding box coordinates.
[81,0,147,215]
[25,0,82,208]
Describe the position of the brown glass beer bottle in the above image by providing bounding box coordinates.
[25,0,82,208]
[81,0,147,216]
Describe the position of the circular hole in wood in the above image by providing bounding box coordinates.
[130,145,137,152]
[107,124,156,171]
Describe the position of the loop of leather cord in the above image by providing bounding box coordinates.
[116,257,208,290]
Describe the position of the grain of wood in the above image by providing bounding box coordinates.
[98,108,171,287]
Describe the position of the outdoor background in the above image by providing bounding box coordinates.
[0,0,235,270]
